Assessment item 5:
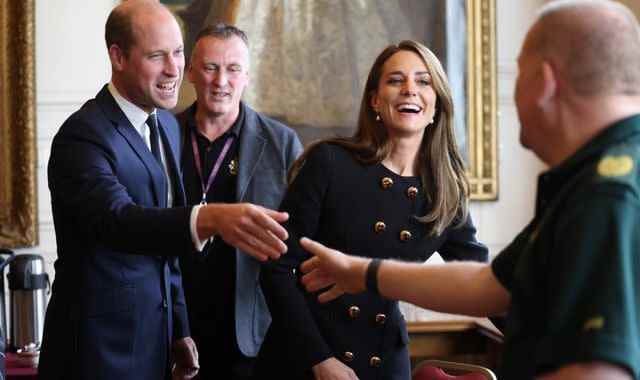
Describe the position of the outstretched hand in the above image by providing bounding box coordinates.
[299,237,369,303]
[198,203,289,261]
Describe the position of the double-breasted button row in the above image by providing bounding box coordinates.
[346,306,386,325]
[341,352,382,368]
[380,177,419,199]
[373,221,413,242]
[377,176,418,241]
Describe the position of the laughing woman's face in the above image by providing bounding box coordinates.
[371,50,437,140]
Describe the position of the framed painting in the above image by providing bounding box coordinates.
[164,0,497,200]
[0,0,37,248]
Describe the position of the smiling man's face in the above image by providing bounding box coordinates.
[113,9,185,112]
[188,35,250,124]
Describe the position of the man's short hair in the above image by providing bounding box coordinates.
[105,6,135,54]
[195,23,249,47]
[105,1,171,56]
[534,0,640,96]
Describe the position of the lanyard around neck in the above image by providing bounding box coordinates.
[190,130,235,205]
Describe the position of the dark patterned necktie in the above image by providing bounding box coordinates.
[146,113,163,166]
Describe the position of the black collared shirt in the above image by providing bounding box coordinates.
[179,102,243,353]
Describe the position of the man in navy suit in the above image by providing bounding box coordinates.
[39,1,289,379]
[176,24,303,380]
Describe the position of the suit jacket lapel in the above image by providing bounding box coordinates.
[96,86,167,207]
[157,112,186,206]
[237,106,265,202]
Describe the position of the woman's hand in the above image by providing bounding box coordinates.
[312,357,359,380]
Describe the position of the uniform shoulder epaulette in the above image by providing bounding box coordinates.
[594,143,640,188]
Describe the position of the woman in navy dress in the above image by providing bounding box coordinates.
[255,40,488,380]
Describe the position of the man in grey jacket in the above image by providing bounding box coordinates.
[176,23,303,380]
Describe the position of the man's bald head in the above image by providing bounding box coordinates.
[105,0,174,56]
[527,0,640,96]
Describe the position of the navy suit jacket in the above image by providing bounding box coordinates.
[39,85,195,380]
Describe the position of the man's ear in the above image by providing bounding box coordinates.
[108,44,125,71]
[186,63,194,83]
[538,61,558,107]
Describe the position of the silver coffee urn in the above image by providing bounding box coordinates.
[8,254,49,352]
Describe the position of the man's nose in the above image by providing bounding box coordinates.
[212,69,227,86]
[164,55,183,77]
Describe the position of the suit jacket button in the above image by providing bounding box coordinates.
[369,356,382,367]
[399,230,412,241]
[348,306,360,319]
[380,177,394,189]
[375,313,386,325]
[374,221,386,234]
[343,352,355,363]
[406,186,419,199]
[162,299,168,309]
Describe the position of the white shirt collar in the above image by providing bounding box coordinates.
[107,82,156,134]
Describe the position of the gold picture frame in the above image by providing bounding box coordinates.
[0,0,37,248]
[467,0,498,200]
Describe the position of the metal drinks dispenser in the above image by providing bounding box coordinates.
[8,254,49,351]
[0,249,15,344]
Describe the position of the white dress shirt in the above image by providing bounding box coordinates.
[108,83,205,251]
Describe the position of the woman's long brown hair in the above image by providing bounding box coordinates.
[289,40,469,236]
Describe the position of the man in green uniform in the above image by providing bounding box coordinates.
[295,1,640,379]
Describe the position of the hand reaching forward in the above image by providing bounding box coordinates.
[197,203,289,261]
[312,357,360,380]
[172,337,199,380]
[299,237,369,303]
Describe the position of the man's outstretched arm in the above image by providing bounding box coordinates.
[299,237,510,317]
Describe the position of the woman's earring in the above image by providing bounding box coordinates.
[376,113,381,122]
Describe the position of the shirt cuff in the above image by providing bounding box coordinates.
[190,205,208,251]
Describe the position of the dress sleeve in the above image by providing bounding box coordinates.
[533,184,640,377]
[438,214,489,262]
[260,143,335,372]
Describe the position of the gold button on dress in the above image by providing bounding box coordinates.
[348,306,360,319]
[343,352,355,362]
[369,356,382,367]
[406,186,418,199]
[399,230,412,241]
